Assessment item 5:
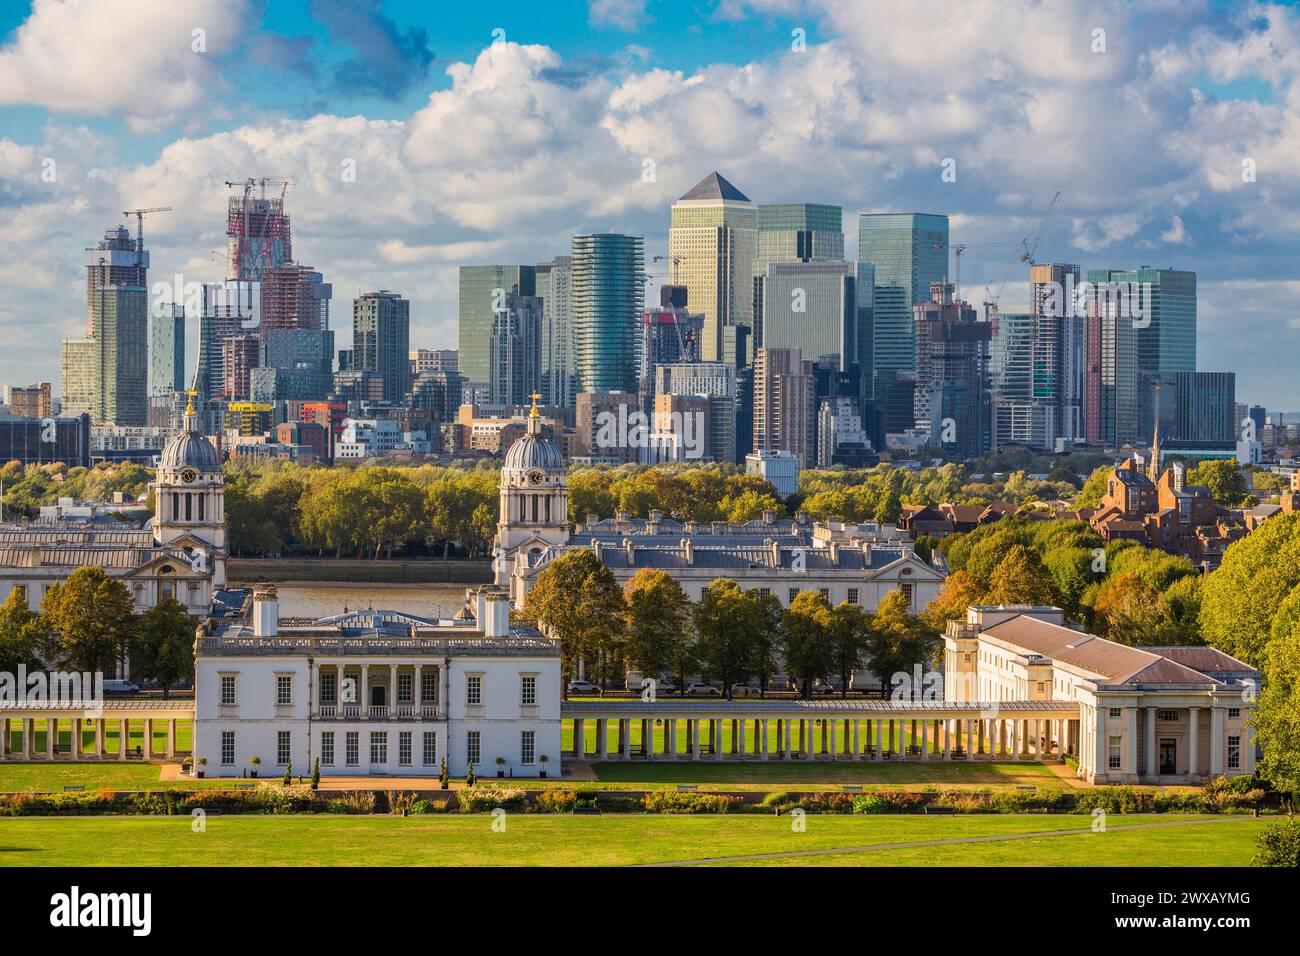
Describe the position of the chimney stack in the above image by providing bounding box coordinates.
[253,585,279,637]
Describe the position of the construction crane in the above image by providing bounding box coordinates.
[122,206,172,267]
[1019,189,1062,267]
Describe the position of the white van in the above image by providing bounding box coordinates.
[103,679,141,694]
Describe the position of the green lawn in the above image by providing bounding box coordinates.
[587,759,1059,788]
[0,763,233,792]
[0,814,1262,867]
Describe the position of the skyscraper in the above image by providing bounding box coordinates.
[759,260,857,370]
[353,291,411,403]
[458,265,536,388]
[668,172,756,366]
[653,362,737,463]
[1104,267,1197,375]
[1030,262,1085,443]
[912,282,990,458]
[226,182,292,282]
[753,203,844,332]
[1084,271,1140,447]
[857,213,949,308]
[489,294,542,407]
[85,225,148,336]
[198,280,259,404]
[753,347,816,468]
[260,264,331,338]
[536,256,574,407]
[571,234,644,394]
[149,304,186,397]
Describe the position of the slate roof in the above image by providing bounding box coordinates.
[678,171,749,202]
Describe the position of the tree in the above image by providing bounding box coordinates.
[866,589,941,692]
[749,589,785,697]
[0,587,45,675]
[782,590,834,698]
[1074,465,1113,509]
[40,567,135,676]
[521,549,625,691]
[986,545,1058,606]
[1253,820,1300,868]
[1200,513,1300,667]
[622,570,691,683]
[1188,459,1252,508]
[130,598,195,697]
[694,579,760,698]
[825,602,870,697]
[1253,623,1300,795]
[921,569,986,631]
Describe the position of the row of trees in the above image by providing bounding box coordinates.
[0,460,152,520]
[0,567,194,693]
[519,550,940,698]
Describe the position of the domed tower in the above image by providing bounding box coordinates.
[154,392,227,586]
[495,395,569,584]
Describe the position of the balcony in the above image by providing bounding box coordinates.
[520,705,539,719]
[465,704,484,718]
[218,703,238,718]
[314,702,443,720]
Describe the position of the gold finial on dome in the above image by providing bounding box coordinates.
[185,389,198,418]
[529,393,542,418]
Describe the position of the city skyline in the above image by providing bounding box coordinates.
[1,2,1299,410]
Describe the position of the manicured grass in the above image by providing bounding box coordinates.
[0,814,1258,867]
[0,763,232,792]
[588,759,1059,788]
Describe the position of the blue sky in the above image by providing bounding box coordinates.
[1,0,1299,412]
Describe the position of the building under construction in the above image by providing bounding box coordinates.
[226,179,292,282]
[85,225,147,335]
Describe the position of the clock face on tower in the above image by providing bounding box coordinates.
[527,470,545,485]
[180,468,198,484]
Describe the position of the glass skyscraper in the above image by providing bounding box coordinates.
[1100,267,1197,374]
[458,265,536,387]
[571,233,644,394]
[857,213,949,308]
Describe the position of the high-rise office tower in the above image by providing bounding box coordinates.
[653,362,737,463]
[1140,371,1236,445]
[912,282,990,458]
[260,264,331,338]
[990,308,1047,448]
[149,304,186,397]
[197,280,259,406]
[226,183,292,282]
[759,260,858,371]
[61,282,149,425]
[571,234,644,395]
[489,294,542,407]
[857,213,949,308]
[221,334,261,402]
[753,346,816,468]
[1103,267,1197,375]
[1030,262,1085,444]
[85,225,148,336]
[536,257,574,408]
[253,328,335,402]
[870,281,913,382]
[1084,271,1140,447]
[4,383,52,419]
[668,172,756,366]
[640,287,705,414]
[353,291,411,403]
[458,265,536,389]
[410,349,459,375]
[753,203,844,334]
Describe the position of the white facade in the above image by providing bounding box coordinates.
[746,448,799,498]
[194,586,562,778]
[944,606,1259,785]
[336,418,431,459]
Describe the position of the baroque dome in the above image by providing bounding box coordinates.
[160,403,221,472]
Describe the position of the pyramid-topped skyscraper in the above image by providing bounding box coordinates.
[669,172,756,366]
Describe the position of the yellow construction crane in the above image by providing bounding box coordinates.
[122,206,172,266]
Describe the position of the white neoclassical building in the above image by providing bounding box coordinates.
[193,585,562,778]
[494,401,946,613]
[0,398,225,616]
[943,606,1259,785]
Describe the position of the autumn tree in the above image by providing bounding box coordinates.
[694,579,762,698]
[0,587,45,675]
[782,590,834,698]
[622,569,692,683]
[130,598,196,697]
[866,588,941,691]
[521,549,625,692]
[825,602,871,697]
[40,567,135,676]
[986,544,1058,606]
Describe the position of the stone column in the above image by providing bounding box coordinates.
[167,719,177,759]
[360,664,369,714]
[945,719,953,759]
[574,719,585,760]
[389,664,398,713]
[414,664,423,712]
[144,719,153,759]
[667,719,677,757]
[691,721,700,760]
[1187,707,1199,778]
[118,718,128,759]
[1209,707,1224,775]
[1145,706,1158,779]
[1124,707,1138,778]
[336,664,345,711]
[760,720,769,760]
[965,719,973,759]
[46,717,56,758]
[782,719,791,759]
[919,718,928,760]
[644,719,654,759]
[851,720,859,759]
[620,719,631,759]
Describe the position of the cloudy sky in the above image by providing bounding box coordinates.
[1,0,1298,410]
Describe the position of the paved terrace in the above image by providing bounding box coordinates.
[560,699,1083,762]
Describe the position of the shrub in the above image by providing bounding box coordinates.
[852,794,892,814]
[457,786,528,813]
[790,792,856,814]
[642,791,742,814]
[311,758,320,791]
[533,790,576,814]
[1253,819,1300,867]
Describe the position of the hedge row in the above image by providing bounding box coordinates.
[0,776,1276,817]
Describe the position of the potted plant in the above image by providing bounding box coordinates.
[539,754,549,779]
[495,756,506,778]
[439,757,449,790]
[195,757,206,779]
[466,762,476,788]
[249,755,260,778]
[282,760,293,787]
[311,757,320,791]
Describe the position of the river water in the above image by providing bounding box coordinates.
[274,584,474,620]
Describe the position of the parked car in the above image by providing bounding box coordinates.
[651,677,678,695]
[567,680,602,697]
[685,682,722,697]
[731,683,761,698]
[103,679,141,694]
[813,681,840,696]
